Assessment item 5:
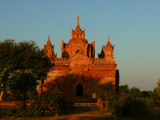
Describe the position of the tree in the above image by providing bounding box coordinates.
[97,82,115,101]
[0,40,16,101]
[152,88,160,100]
[0,40,52,106]
[141,91,152,98]
[129,87,141,99]
[156,79,160,96]
[9,70,37,106]
[119,85,129,96]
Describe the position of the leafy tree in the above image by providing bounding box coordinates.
[141,91,152,98]
[119,85,129,96]
[115,96,146,117]
[9,70,37,106]
[156,79,160,96]
[97,82,115,101]
[129,87,141,99]
[152,88,160,100]
[0,40,16,101]
[0,40,52,106]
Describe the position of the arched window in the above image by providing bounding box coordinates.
[76,84,83,96]
[62,51,69,58]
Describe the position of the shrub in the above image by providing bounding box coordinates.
[0,106,24,118]
[107,95,119,112]
[115,96,146,117]
[27,88,65,117]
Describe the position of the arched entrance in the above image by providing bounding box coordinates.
[76,84,83,96]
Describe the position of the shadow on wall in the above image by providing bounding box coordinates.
[44,74,101,102]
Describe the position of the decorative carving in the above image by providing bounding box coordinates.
[40,17,118,102]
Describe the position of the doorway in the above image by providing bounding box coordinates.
[76,84,83,96]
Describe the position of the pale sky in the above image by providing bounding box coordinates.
[0,0,160,91]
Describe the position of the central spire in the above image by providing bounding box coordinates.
[72,16,85,39]
[47,35,51,46]
[77,16,80,27]
[108,36,110,42]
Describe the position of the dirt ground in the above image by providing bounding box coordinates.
[1,108,160,120]
[1,110,110,120]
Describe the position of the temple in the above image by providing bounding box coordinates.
[39,16,119,103]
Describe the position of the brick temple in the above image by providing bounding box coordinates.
[38,16,119,102]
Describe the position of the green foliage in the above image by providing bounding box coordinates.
[107,95,119,112]
[107,85,129,112]
[129,87,141,98]
[143,97,157,108]
[27,89,38,100]
[9,71,38,106]
[0,40,15,91]
[119,85,129,95]
[97,82,115,101]
[0,106,24,118]
[156,79,160,96]
[115,96,146,117]
[152,88,160,100]
[28,88,65,116]
[0,40,52,106]
[108,87,148,117]
[141,91,152,98]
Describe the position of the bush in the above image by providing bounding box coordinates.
[27,88,65,117]
[115,96,146,117]
[0,106,24,118]
[107,95,119,112]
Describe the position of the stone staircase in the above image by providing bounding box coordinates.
[73,102,98,110]
[74,96,89,103]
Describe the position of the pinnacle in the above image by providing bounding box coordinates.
[108,36,110,42]
[48,35,50,41]
[47,35,51,46]
[77,16,80,27]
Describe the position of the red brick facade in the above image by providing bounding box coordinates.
[38,16,118,102]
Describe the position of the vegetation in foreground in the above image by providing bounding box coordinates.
[0,82,160,119]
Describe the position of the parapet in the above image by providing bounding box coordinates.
[54,58,69,65]
[92,58,116,64]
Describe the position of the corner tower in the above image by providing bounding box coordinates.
[103,36,115,64]
[44,35,57,59]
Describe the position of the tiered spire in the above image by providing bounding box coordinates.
[44,35,57,59]
[46,35,52,46]
[75,16,81,31]
[107,36,111,46]
[72,16,85,39]
[102,36,115,63]
[108,36,110,42]
[48,35,50,40]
